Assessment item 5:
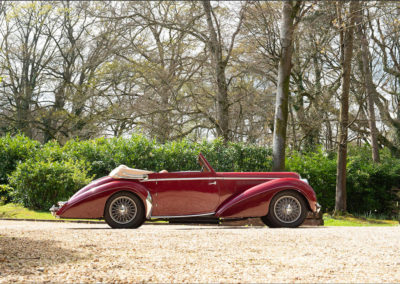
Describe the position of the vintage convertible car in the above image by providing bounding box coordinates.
[50,153,320,228]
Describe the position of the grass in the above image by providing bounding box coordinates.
[0,203,101,222]
[323,213,399,227]
[0,203,56,220]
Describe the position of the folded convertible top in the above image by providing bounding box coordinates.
[109,165,153,179]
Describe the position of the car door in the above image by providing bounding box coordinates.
[147,172,220,217]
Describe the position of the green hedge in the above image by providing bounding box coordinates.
[0,134,40,203]
[346,147,400,215]
[9,159,92,210]
[286,146,400,214]
[286,148,337,211]
[0,134,40,184]
[0,134,399,215]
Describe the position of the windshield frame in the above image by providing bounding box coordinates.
[198,153,215,173]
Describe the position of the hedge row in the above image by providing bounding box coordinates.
[286,147,400,215]
[0,134,399,215]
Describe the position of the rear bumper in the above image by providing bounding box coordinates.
[49,201,67,218]
[49,205,59,217]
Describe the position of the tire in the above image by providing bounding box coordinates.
[260,216,279,228]
[261,190,307,228]
[104,192,145,229]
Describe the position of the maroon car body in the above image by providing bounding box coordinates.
[51,153,320,228]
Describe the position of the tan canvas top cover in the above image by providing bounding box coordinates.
[109,165,153,179]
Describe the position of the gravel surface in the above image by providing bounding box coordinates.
[1,220,400,283]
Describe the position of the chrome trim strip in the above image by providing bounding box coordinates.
[145,191,153,219]
[150,212,215,219]
[141,177,280,182]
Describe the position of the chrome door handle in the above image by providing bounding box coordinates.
[209,181,217,185]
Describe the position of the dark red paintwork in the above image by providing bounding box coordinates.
[56,153,318,220]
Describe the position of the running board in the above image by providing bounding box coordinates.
[158,216,220,225]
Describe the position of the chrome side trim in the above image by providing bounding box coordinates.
[141,177,280,182]
[150,212,215,219]
[145,191,153,219]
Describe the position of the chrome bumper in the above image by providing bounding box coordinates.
[49,205,59,217]
[49,201,67,218]
[316,202,321,213]
[146,192,153,219]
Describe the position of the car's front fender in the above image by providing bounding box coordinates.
[215,178,317,218]
[56,180,151,219]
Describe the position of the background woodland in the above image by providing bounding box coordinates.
[1,1,400,214]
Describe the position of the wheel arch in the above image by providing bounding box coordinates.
[215,178,317,219]
[57,180,151,219]
[273,188,312,212]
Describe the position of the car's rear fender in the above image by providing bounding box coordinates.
[56,180,150,219]
[215,178,317,218]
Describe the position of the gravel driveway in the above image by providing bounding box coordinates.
[1,220,399,283]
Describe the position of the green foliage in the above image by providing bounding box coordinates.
[0,134,40,201]
[286,147,337,211]
[63,137,118,178]
[1,134,400,215]
[287,146,400,215]
[62,136,273,175]
[0,134,40,184]
[151,139,198,172]
[346,146,400,214]
[9,159,92,210]
[0,184,14,205]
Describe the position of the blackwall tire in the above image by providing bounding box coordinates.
[262,190,307,228]
[104,192,145,229]
[260,215,279,228]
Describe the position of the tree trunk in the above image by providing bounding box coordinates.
[355,3,380,163]
[272,1,300,171]
[16,92,32,138]
[335,1,357,213]
[202,0,230,142]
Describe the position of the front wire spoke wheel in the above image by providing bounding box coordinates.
[262,191,307,228]
[274,196,302,223]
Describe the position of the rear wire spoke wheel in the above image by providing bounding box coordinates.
[110,196,137,224]
[261,191,307,228]
[104,192,145,229]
